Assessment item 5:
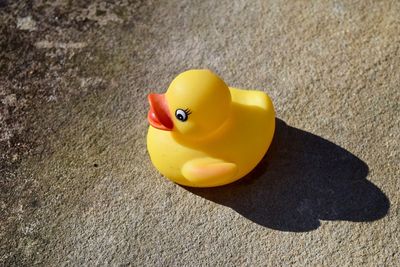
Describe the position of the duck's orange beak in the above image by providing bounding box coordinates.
[147,93,173,131]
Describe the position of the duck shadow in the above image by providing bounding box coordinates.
[186,119,390,232]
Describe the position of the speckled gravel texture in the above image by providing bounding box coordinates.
[1,0,399,266]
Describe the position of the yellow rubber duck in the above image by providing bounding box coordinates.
[147,69,275,187]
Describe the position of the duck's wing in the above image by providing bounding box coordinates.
[182,157,237,187]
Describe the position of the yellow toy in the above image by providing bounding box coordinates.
[147,69,275,187]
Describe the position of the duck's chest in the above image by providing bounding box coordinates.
[147,127,204,165]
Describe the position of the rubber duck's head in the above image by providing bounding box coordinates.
[148,69,232,140]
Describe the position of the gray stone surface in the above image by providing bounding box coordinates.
[1,0,399,265]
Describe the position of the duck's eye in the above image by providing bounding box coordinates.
[175,109,191,122]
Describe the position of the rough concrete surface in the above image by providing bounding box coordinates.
[1,0,399,266]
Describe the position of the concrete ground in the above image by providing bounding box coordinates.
[1,0,399,265]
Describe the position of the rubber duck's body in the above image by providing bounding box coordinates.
[147,70,275,187]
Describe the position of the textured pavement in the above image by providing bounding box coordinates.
[1,0,399,265]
